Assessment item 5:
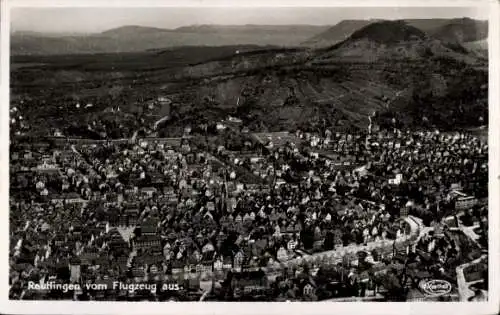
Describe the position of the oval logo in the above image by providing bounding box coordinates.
[419,279,452,297]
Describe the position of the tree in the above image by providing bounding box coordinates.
[300,228,314,250]
[323,231,335,250]
[376,271,406,301]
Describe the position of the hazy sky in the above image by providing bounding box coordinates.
[11,7,488,33]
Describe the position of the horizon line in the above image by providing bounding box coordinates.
[10,16,486,35]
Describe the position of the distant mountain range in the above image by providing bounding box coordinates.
[11,18,487,56]
[11,24,330,55]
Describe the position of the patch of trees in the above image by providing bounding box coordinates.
[376,59,487,131]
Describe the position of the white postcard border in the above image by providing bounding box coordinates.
[0,1,498,314]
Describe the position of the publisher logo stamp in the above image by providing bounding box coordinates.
[419,279,452,297]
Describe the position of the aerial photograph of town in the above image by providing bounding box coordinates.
[8,4,490,303]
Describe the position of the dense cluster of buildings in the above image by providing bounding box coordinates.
[9,120,488,301]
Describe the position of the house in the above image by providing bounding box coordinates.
[287,239,298,252]
[195,263,204,273]
[171,260,184,275]
[79,250,100,266]
[277,246,288,262]
[201,261,213,274]
[63,192,87,204]
[236,183,245,192]
[186,255,199,273]
[333,229,343,245]
[137,250,164,267]
[302,281,317,298]
[124,186,138,196]
[107,230,129,250]
[34,161,59,173]
[140,218,158,235]
[455,196,477,211]
[149,263,160,275]
[150,173,166,186]
[50,195,65,204]
[433,222,445,237]
[220,216,233,229]
[223,256,233,270]
[313,240,324,251]
[250,157,263,164]
[213,256,223,271]
[94,255,112,269]
[118,214,128,227]
[234,251,245,270]
[184,274,201,291]
[23,151,33,160]
[133,235,161,251]
[69,257,81,282]
[266,257,280,270]
[140,187,157,198]
[71,222,83,235]
[393,242,409,260]
[131,265,145,278]
[163,187,177,202]
[215,231,226,247]
[54,233,66,247]
[203,212,217,229]
[216,122,226,131]
[202,242,215,255]
[227,116,243,124]
[230,270,269,295]
[124,207,140,226]
[106,193,119,204]
[206,201,215,212]
[181,142,191,153]
[400,207,409,218]
[116,255,128,271]
[221,195,234,213]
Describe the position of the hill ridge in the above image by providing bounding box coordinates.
[303,18,488,48]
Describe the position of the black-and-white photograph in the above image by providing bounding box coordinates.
[4,0,498,313]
